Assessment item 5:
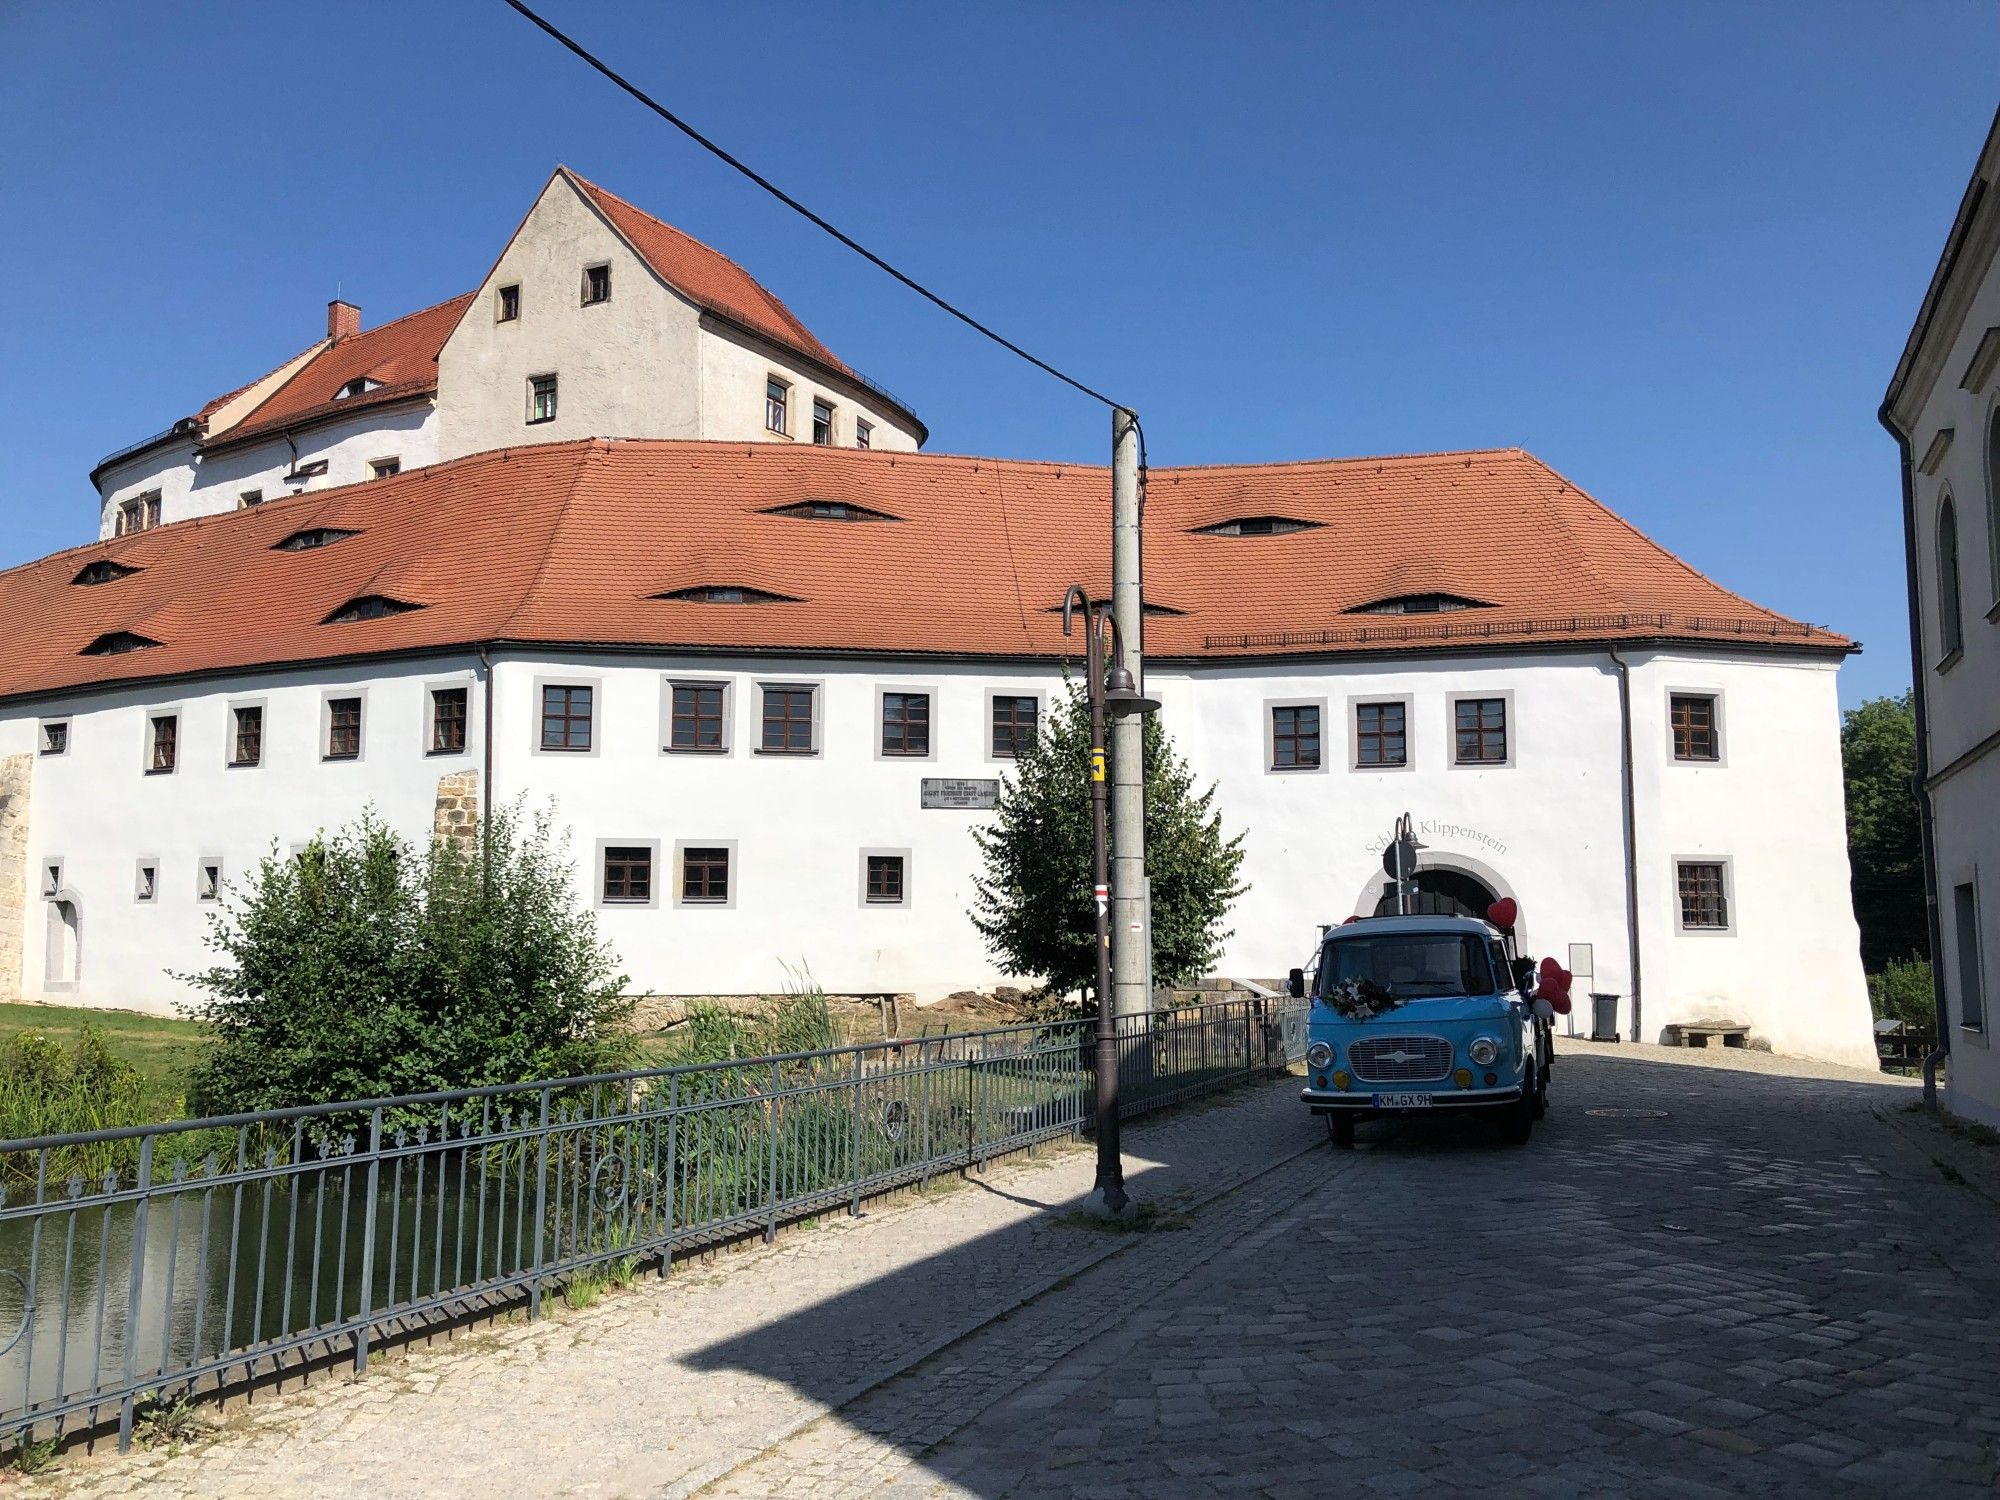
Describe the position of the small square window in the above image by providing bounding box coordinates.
[231,704,263,767]
[148,714,178,774]
[812,399,835,446]
[760,685,816,754]
[765,378,789,435]
[681,846,731,904]
[1355,702,1406,768]
[369,457,401,481]
[1670,694,1719,762]
[991,695,1038,759]
[42,862,62,898]
[198,860,222,902]
[39,720,68,756]
[239,489,263,509]
[1677,862,1730,930]
[881,692,930,756]
[326,697,362,760]
[865,853,905,906]
[1271,704,1320,770]
[497,283,520,322]
[855,418,873,450]
[602,845,653,904]
[431,687,468,754]
[669,682,727,752]
[528,374,558,424]
[1453,698,1507,764]
[135,861,158,903]
[582,264,611,305]
[540,684,593,752]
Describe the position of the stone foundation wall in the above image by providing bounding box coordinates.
[0,754,30,1001]
[433,771,480,849]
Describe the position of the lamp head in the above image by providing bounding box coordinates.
[1104,665,1160,717]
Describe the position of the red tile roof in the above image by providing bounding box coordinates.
[5,442,1848,704]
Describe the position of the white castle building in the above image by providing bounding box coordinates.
[0,168,1876,1066]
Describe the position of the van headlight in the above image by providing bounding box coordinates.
[1307,1042,1335,1070]
[1467,1037,1500,1067]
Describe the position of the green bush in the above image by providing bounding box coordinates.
[181,803,635,1118]
[1867,956,1935,1030]
[0,1027,148,1184]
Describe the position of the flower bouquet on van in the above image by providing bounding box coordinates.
[1325,976,1401,1021]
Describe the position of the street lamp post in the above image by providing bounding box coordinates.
[1062,586,1159,1217]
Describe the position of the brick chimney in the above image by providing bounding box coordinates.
[327,299,361,342]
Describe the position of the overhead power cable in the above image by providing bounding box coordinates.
[498,0,1123,411]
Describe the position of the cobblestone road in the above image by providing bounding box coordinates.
[32,1046,2000,1499]
[706,1047,2000,1499]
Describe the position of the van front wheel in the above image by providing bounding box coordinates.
[1327,1114,1356,1149]
[1499,1071,1536,1146]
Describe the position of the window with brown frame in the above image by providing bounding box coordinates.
[855,418,872,450]
[1669,694,1718,762]
[1270,704,1320,770]
[765,378,789,435]
[431,688,468,754]
[602,846,652,904]
[991,696,1038,759]
[881,692,930,756]
[761,686,814,753]
[198,861,222,902]
[812,398,835,446]
[231,705,263,767]
[681,846,730,904]
[528,373,558,424]
[1453,698,1507,764]
[582,264,611,305]
[497,284,520,322]
[865,855,905,905]
[141,492,161,529]
[1677,862,1729,930]
[326,698,362,760]
[1355,701,1406,767]
[670,683,726,751]
[148,714,177,773]
[369,458,401,481]
[540,685,593,752]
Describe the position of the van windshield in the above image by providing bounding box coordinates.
[1320,934,1495,1000]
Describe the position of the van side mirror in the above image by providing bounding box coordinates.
[1286,968,1306,999]
[1510,957,1535,993]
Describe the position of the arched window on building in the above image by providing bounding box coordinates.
[1986,406,2000,603]
[1937,492,1963,663]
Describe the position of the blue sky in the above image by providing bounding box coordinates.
[1,2,1994,707]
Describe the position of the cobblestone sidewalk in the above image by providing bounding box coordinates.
[28,1076,1320,1499]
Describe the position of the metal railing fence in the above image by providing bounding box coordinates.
[0,996,1305,1450]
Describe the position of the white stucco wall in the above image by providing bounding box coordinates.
[436,175,704,461]
[695,322,922,452]
[96,407,439,536]
[0,641,1874,1069]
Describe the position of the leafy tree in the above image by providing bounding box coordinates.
[182,804,634,1116]
[1841,691,1928,971]
[1866,956,1936,1030]
[970,681,1247,1006]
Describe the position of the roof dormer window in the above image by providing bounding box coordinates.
[324,595,422,624]
[72,559,140,586]
[80,630,161,656]
[653,585,801,604]
[1193,516,1318,537]
[762,500,900,523]
[273,527,359,553]
[1347,593,1491,615]
[335,377,379,400]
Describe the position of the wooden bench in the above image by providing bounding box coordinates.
[1670,1021,1751,1049]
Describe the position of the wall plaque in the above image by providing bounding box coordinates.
[921,777,999,810]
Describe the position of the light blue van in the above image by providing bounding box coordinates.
[1287,915,1551,1147]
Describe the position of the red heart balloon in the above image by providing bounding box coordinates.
[1547,991,1572,1015]
[1486,897,1518,931]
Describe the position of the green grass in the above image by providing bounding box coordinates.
[0,1002,208,1120]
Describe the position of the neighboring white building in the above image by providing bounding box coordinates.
[88,168,923,541]
[1881,105,2000,1126]
[0,438,1877,1068]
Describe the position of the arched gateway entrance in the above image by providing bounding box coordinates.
[1373,867,1499,922]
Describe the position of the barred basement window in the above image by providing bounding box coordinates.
[431,688,468,754]
[1355,702,1406,767]
[1270,704,1320,770]
[231,705,263,767]
[1669,694,1719,762]
[602,846,653,904]
[1677,862,1730,930]
[880,692,930,756]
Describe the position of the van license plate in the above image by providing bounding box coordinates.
[1375,1094,1432,1109]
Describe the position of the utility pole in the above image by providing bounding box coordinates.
[1109,408,1148,1019]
